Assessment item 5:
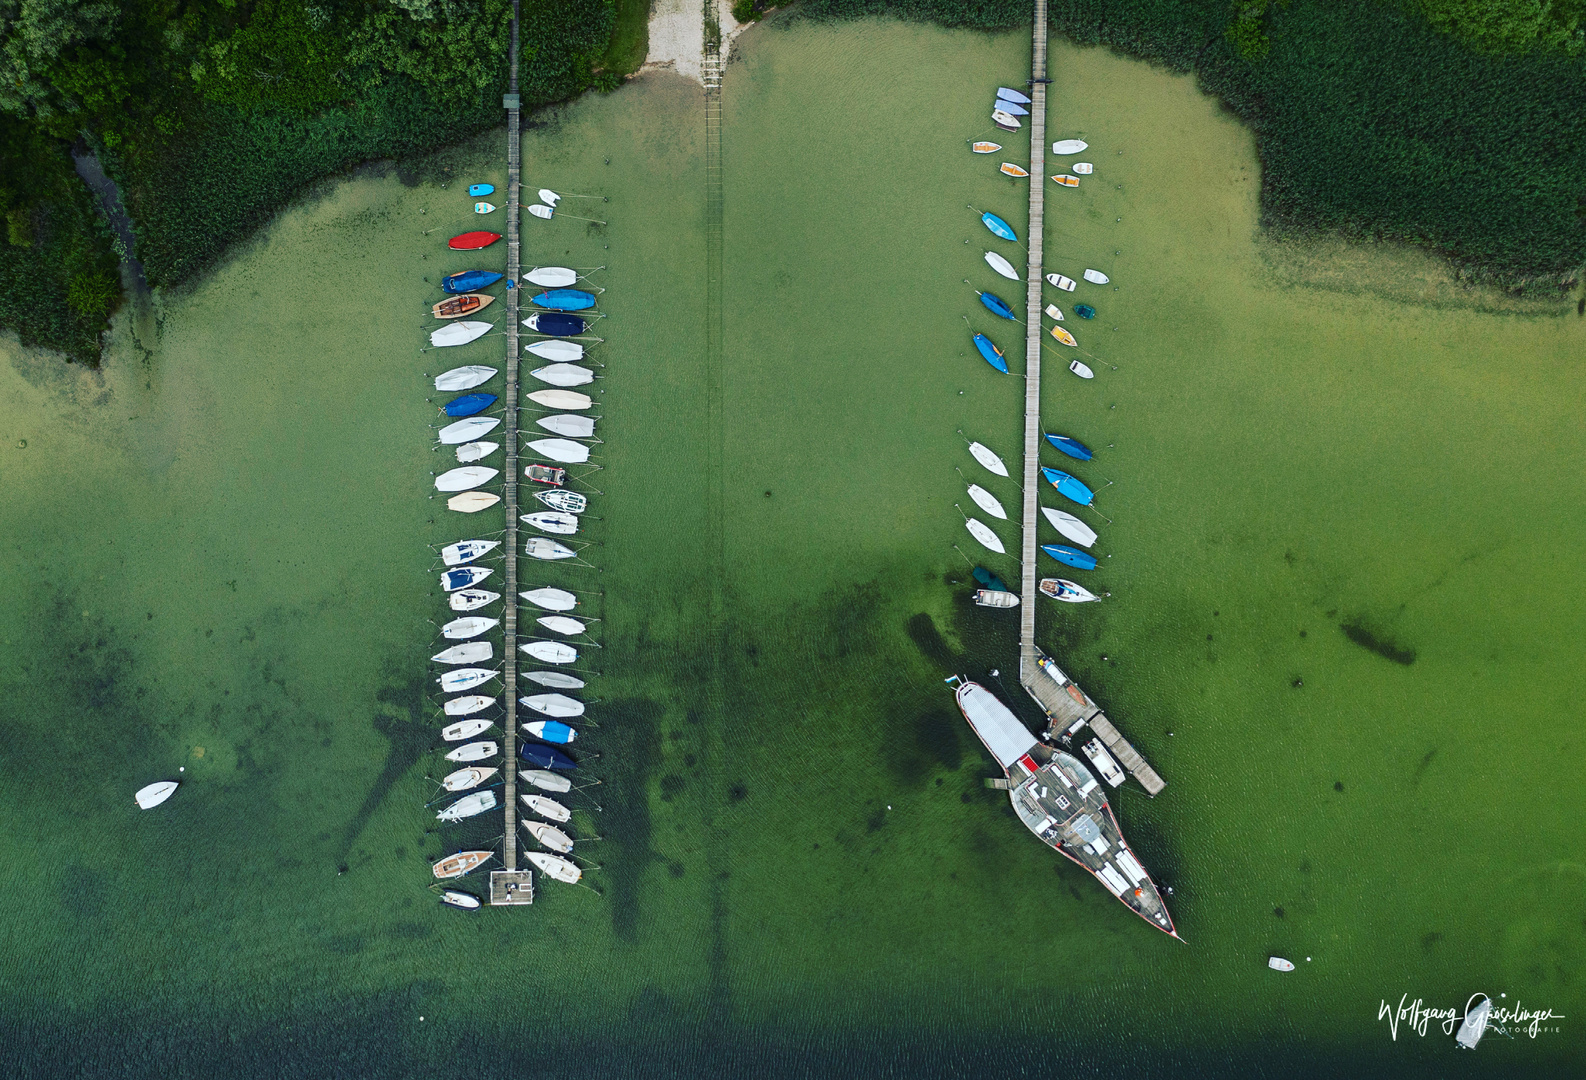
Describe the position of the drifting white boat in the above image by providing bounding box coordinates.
[974,589,1019,608]
[1084,269,1109,284]
[525,537,577,561]
[455,441,499,463]
[1041,506,1097,547]
[522,640,577,664]
[1073,162,1094,175]
[1046,273,1077,291]
[534,489,587,514]
[135,781,178,809]
[444,740,498,762]
[527,388,592,411]
[443,694,495,716]
[439,667,497,692]
[537,188,560,205]
[1069,360,1095,379]
[440,538,499,566]
[429,321,493,348]
[437,789,497,821]
[1052,139,1089,155]
[969,441,1009,477]
[434,466,498,493]
[441,766,497,791]
[526,670,584,690]
[531,364,595,388]
[432,641,493,665]
[443,616,499,640]
[522,511,578,536]
[448,588,501,612]
[1081,737,1126,787]
[1456,994,1492,1049]
[1039,577,1100,603]
[521,586,578,611]
[448,491,501,513]
[967,483,1007,520]
[434,366,497,392]
[440,566,492,592]
[529,438,590,464]
[438,416,501,444]
[537,615,586,636]
[1268,957,1296,972]
[536,414,595,439]
[966,518,1005,554]
[528,204,554,219]
[1045,303,1064,321]
[525,266,577,287]
[441,889,481,910]
[521,767,573,793]
[523,819,574,853]
[522,692,584,718]
[441,717,494,741]
[991,109,1022,130]
[521,793,572,822]
[525,339,584,362]
[984,251,1019,280]
[527,851,581,883]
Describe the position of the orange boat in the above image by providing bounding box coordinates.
[432,850,493,879]
[1049,325,1078,347]
[448,231,501,250]
[432,293,496,320]
[971,141,1001,154]
[1050,175,1080,188]
[999,163,1030,178]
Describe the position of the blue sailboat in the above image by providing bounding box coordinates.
[442,270,503,294]
[443,393,497,418]
[1042,544,1098,571]
[468,184,495,197]
[978,292,1017,321]
[973,333,1009,373]
[1041,466,1095,506]
[1044,433,1094,461]
[996,87,1032,105]
[981,212,1017,242]
[524,312,587,337]
[519,742,576,770]
[531,289,597,312]
[524,720,577,744]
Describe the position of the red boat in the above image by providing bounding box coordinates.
[448,231,501,250]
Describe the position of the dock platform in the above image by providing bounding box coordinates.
[489,869,534,905]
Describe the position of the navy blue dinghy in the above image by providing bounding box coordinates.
[443,393,496,418]
[442,270,503,294]
[520,742,576,770]
[1044,433,1094,461]
[524,312,587,337]
[979,291,1017,321]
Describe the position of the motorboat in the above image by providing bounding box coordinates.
[991,109,1021,131]
[135,781,178,809]
[448,231,500,250]
[1268,957,1296,972]
[440,717,494,741]
[468,184,494,196]
[534,489,587,514]
[1039,578,1100,603]
[984,251,1019,280]
[522,640,577,664]
[522,510,578,535]
[525,671,584,690]
[996,100,1029,116]
[473,201,495,214]
[455,441,499,463]
[1070,360,1095,379]
[521,586,577,611]
[527,388,592,410]
[448,588,501,611]
[967,483,1007,520]
[1041,506,1098,547]
[525,339,584,362]
[441,270,502,293]
[1049,325,1077,347]
[1075,304,1096,319]
[999,163,1029,178]
[432,294,495,320]
[436,789,497,822]
[523,820,574,853]
[1042,467,1095,506]
[537,615,587,636]
[443,615,499,640]
[1051,175,1079,188]
[980,211,1017,241]
[968,440,1009,477]
[524,464,567,486]
[1044,433,1094,461]
[447,491,501,513]
[432,641,493,665]
[1073,162,1094,175]
[1084,269,1110,284]
[443,694,495,716]
[1081,738,1126,787]
[996,86,1032,104]
[431,850,492,878]
[966,517,1005,554]
[437,416,501,444]
[522,693,584,718]
[439,667,497,692]
[523,312,587,337]
[434,365,497,391]
[1046,273,1077,291]
[973,333,1008,373]
[531,289,597,311]
[525,537,577,561]
[440,539,499,566]
[523,719,578,744]
[442,393,496,418]
[529,438,590,464]
[974,589,1019,608]
[444,740,498,763]
[970,141,1001,153]
[525,266,578,287]
[430,321,493,348]
[1456,994,1492,1049]
[441,766,497,791]
[441,889,482,910]
[1052,139,1088,154]
[440,565,493,592]
[536,414,596,438]
[530,363,594,387]
[519,742,576,770]
[1042,544,1098,571]
[435,466,499,493]
[978,292,1017,321]
[527,851,581,883]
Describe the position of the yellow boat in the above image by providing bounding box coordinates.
[971,141,1002,154]
[1049,325,1078,347]
[999,162,1030,178]
[1051,174,1080,188]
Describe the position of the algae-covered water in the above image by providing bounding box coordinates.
[0,18,1581,1079]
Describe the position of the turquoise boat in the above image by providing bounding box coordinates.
[1041,466,1094,506]
[531,289,597,312]
[1042,544,1098,571]
[468,184,494,196]
[973,333,1008,373]
[981,212,1017,242]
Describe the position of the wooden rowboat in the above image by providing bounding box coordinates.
[1051,175,1080,188]
[971,141,1002,154]
[1072,162,1094,175]
[999,163,1030,178]
[432,850,492,879]
[432,293,496,320]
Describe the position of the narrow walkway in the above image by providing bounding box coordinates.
[1016,0,1049,682]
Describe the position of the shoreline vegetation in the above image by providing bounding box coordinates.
[2,0,1583,364]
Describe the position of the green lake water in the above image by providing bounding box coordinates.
[0,17,1581,1079]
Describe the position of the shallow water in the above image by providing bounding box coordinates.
[0,17,1581,1079]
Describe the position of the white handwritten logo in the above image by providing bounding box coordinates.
[1377,993,1565,1041]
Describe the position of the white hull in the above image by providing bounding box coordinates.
[1072,162,1093,175]
[443,694,494,716]
[522,511,578,535]
[134,781,178,809]
[967,483,1007,520]
[521,793,572,823]
[529,438,590,464]
[522,640,577,665]
[440,565,492,592]
[438,667,497,692]
[1052,139,1088,155]
[525,537,577,561]
[435,466,498,493]
[447,491,501,513]
[521,586,577,611]
[969,441,1009,477]
[527,851,581,883]
[442,616,499,640]
[991,109,1021,129]
[524,266,577,287]
[1041,506,1097,547]
[966,517,1005,554]
[984,251,1019,280]
[1267,957,1296,972]
[434,365,497,391]
[437,789,497,821]
[430,320,493,348]
[530,363,594,387]
[445,740,498,762]
[1083,269,1109,284]
[523,820,574,853]
[520,768,573,793]
[455,441,499,463]
[527,388,592,410]
[448,588,501,612]
[1069,360,1094,379]
[534,489,587,514]
[432,641,493,665]
[536,414,596,439]
[522,692,584,718]
[441,766,498,791]
[1046,273,1077,292]
[525,670,584,690]
[440,539,499,566]
[438,416,501,444]
[974,589,1019,608]
[441,717,494,741]
[537,615,586,636]
[525,339,584,362]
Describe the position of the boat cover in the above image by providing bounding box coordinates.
[955,683,1038,770]
[444,393,496,417]
[442,270,503,294]
[532,289,596,311]
[526,313,587,337]
[979,292,1017,320]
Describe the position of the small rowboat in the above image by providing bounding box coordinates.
[527,851,581,884]
[1268,957,1296,972]
[971,141,1001,154]
[996,100,1029,116]
[448,588,500,612]
[435,365,497,391]
[1084,268,1110,284]
[522,510,578,535]
[1042,467,1095,506]
[432,294,495,320]
[529,438,590,464]
[1043,544,1097,571]
[468,184,495,196]
[447,491,501,513]
[523,719,578,744]
[1070,360,1095,379]
[442,616,499,640]
[441,539,499,566]
[538,189,561,205]
[441,766,497,791]
[973,333,1008,373]
[984,251,1019,280]
[996,86,1032,104]
[527,388,592,410]
[524,463,567,486]
[1073,162,1094,175]
[528,204,554,219]
[522,692,584,719]
[442,393,496,417]
[443,695,495,716]
[526,671,584,690]
[523,820,574,854]
[440,564,492,591]
[1045,303,1064,321]
[441,270,502,293]
[992,110,1022,131]
[438,416,501,444]
[999,163,1029,178]
[433,642,492,666]
[1075,304,1096,319]
[135,782,178,809]
[520,742,577,770]
[435,466,498,492]
[521,640,577,665]
[1052,139,1088,155]
[974,589,1019,608]
[520,766,573,792]
[521,586,578,611]
[967,483,1006,520]
[430,321,493,348]
[1040,578,1100,603]
[439,667,497,692]
[966,518,1005,554]
[1051,175,1079,188]
[473,201,496,214]
[448,231,500,250]
[538,615,586,636]
[979,292,1017,321]
[1046,273,1077,291]
[531,289,597,312]
[1049,325,1077,347]
[524,312,587,337]
[537,414,595,438]
[525,339,584,362]
[525,537,576,561]
[969,441,1009,477]
[432,850,492,879]
[525,266,578,287]
[441,889,482,910]
[445,740,498,763]
[1045,433,1094,460]
[455,441,498,463]
[440,718,493,741]
[980,211,1017,242]
[530,363,594,388]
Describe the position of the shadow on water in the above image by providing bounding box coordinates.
[590,696,664,942]
[335,665,432,864]
[1340,617,1416,665]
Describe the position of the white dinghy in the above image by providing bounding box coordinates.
[967,484,1007,520]
[527,851,581,884]
[966,517,1005,554]
[135,781,178,809]
[1083,268,1110,284]
[441,718,494,741]
[528,204,554,219]
[438,416,501,444]
[1069,360,1095,379]
[530,364,595,387]
[1045,303,1064,321]
[525,339,584,362]
[524,266,577,287]
[443,694,495,716]
[432,641,493,665]
[448,491,500,513]
[521,586,577,611]
[525,537,577,561]
[455,441,499,463]
[429,321,493,348]
[527,388,593,410]
[445,740,498,762]
[440,539,499,566]
[522,640,577,665]
[442,616,499,640]
[434,366,497,391]
[991,109,1022,130]
[1072,162,1094,175]
[968,441,1010,477]
[435,466,499,492]
[520,767,573,793]
[441,766,498,791]
[529,438,591,464]
[437,790,497,821]
[525,671,584,690]
[1052,139,1089,155]
[522,692,584,718]
[534,489,587,514]
[1046,273,1077,291]
[537,189,561,205]
[439,667,498,692]
[1041,506,1098,548]
[520,793,572,823]
[448,588,501,612]
[984,251,1020,281]
[523,820,574,853]
[536,414,596,439]
[537,615,586,636]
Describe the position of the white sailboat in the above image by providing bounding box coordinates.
[525,339,584,362]
[536,414,596,439]
[134,781,178,809]
[519,767,572,793]
[444,740,498,762]
[524,671,584,690]
[522,819,574,853]
[440,539,499,566]
[440,766,498,791]
[522,640,577,665]
[530,363,594,387]
[432,641,493,665]
[528,438,590,464]
[455,441,499,463]
[526,388,592,410]
[966,517,1005,554]
[447,491,501,513]
[435,466,498,493]
[533,489,587,514]
[436,789,497,821]
[443,694,495,715]
[429,321,493,348]
[524,266,578,287]
[967,484,1007,520]
[434,366,497,391]
[1041,506,1098,547]
[521,692,584,718]
[520,793,572,822]
[521,586,577,611]
[440,717,494,741]
[522,511,578,535]
[527,851,581,883]
[525,537,577,561]
[969,441,1009,477]
[537,615,586,636]
[442,616,499,640]
[438,667,498,692]
[984,251,1020,280]
[448,588,501,612]
[437,416,501,444]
